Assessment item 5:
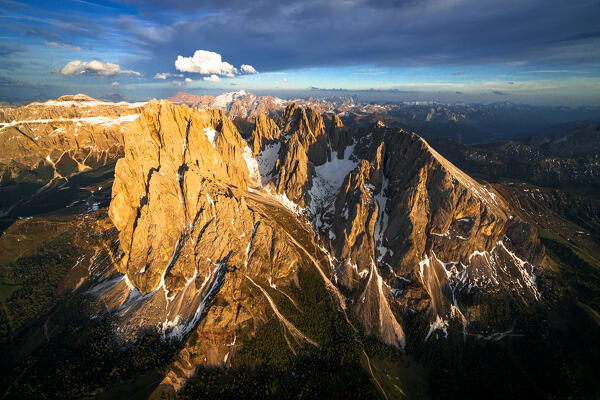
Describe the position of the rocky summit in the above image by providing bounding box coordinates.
[90,100,544,396]
[1,94,599,400]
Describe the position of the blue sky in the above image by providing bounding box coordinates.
[1,0,600,105]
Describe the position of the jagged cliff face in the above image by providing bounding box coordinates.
[250,104,542,343]
[102,100,545,394]
[109,100,252,294]
[105,101,339,392]
[269,104,354,209]
[328,126,542,338]
[250,114,281,156]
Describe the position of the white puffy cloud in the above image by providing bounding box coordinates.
[202,74,221,82]
[154,72,183,79]
[282,77,288,82]
[241,64,258,74]
[57,60,141,77]
[184,77,193,83]
[175,50,237,77]
[111,81,120,87]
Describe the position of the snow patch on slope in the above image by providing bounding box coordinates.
[374,175,391,261]
[425,315,449,341]
[256,143,281,185]
[203,127,219,144]
[243,146,261,186]
[266,188,304,215]
[213,90,247,109]
[308,145,358,227]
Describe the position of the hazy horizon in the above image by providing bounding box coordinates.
[5,87,600,109]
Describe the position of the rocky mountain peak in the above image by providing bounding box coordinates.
[99,102,546,394]
[281,103,326,139]
[328,125,542,339]
[109,100,254,294]
[329,114,354,158]
[250,114,281,156]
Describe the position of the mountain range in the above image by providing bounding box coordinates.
[0,93,599,399]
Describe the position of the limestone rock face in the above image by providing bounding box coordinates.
[281,103,329,165]
[274,134,313,206]
[0,94,144,122]
[106,101,336,394]
[109,100,252,294]
[335,126,512,273]
[166,92,214,108]
[226,93,285,121]
[331,146,384,277]
[328,125,543,336]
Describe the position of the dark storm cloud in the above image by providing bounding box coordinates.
[492,90,508,96]
[110,0,600,75]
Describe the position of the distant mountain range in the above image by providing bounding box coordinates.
[430,122,600,195]
[165,90,600,143]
